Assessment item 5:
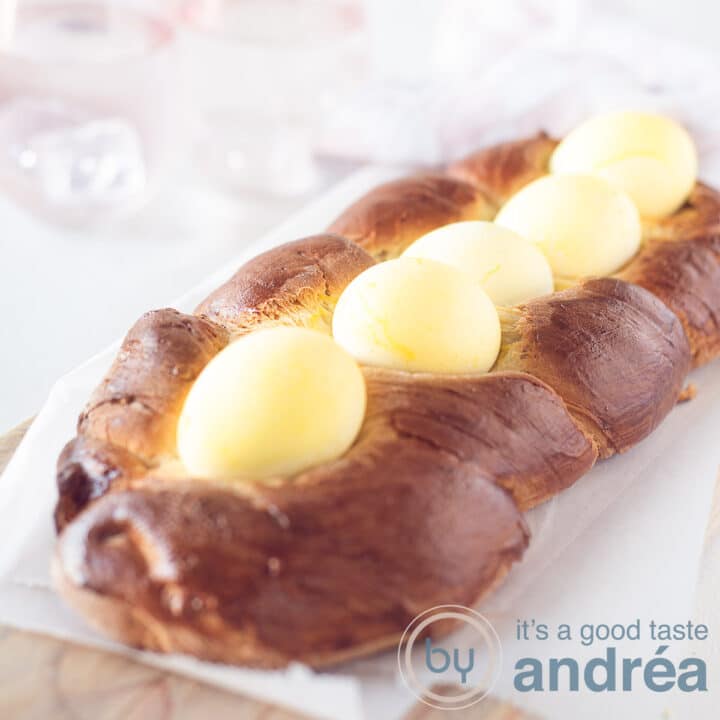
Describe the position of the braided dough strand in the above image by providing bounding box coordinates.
[53,133,718,668]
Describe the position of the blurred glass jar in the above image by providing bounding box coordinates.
[178,0,365,197]
[0,1,178,226]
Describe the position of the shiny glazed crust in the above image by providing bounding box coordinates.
[54,132,720,668]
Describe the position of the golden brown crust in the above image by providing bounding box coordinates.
[327,136,557,262]
[196,234,375,333]
[495,278,691,457]
[55,435,147,530]
[78,310,230,463]
[365,369,596,510]
[619,184,720,366]
[56,369,600,667]
[446,132,558,204]
[327,136,720,366]
[54,132,719,670]
[618,236,720,368]
[326,174,494,260]
[57,235,375,533]
[54,370,593,666]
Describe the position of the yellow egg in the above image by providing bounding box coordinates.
[332,256,501,374]
[403,220,554,306]
[177,327,366,479]
[495,174,641,280]
[550,111,697,217]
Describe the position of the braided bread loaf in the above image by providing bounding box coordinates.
[52,123,719,669]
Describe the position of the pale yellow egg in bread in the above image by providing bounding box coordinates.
[404,221,554,306]
[550,111,697,218]
[177,326,366,480]
[332,257,501,374]
[495,174,641,280]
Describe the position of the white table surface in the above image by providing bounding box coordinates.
[0,163,355,433]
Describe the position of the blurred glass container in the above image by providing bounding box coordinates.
[178,0,365,197]
[0,1,178,226]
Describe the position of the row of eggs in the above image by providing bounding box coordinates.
[178,111,698,480]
